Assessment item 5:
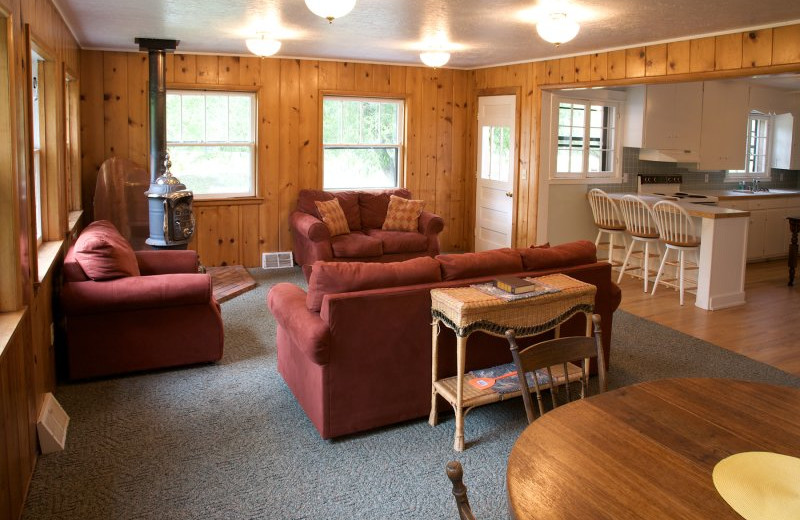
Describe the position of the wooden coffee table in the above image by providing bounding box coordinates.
[507,378,800,519]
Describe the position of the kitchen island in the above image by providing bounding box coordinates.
[609,193,749,310]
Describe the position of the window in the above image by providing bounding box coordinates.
[551,96,620,180]
[322,96,404,190]
[31,49,44,245]
[727,112,772,179]
[166,90,256,198]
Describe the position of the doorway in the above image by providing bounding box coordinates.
[474,95,516,251]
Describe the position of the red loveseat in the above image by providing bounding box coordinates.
[61,220,224,380]
[290,188,444,276]
[267,241,622,439]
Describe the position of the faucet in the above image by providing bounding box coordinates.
[752,178,759,192]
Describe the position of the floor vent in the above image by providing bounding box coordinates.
[262,251,294,269]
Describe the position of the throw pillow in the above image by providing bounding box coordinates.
[314,199,350,237]
[382,194,424,232]
[74,220,141,280]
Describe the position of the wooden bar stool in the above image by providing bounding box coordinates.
[651,200,700,305]
[587,189,626,266]
[617,195,661,292]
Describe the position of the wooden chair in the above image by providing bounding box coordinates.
[617,194,662,292]
[651,200,701,305]
[506,314,606,423]
[587,189,626,266]
[445,461,478,520]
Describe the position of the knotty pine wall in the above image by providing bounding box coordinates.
[80,53,471,266]
[1,0,80,517]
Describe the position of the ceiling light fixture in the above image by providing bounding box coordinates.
[305,0,356,23]
[419,50,451,68]
[536,12,580,46]
[245,34,282,57]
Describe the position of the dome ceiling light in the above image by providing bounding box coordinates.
[305,0,357,23]
[536,12,580,46]
[419,50,451,68]
[245,34,282,57]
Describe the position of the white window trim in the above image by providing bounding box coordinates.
[167,89,257,199]
[548,93,623,184]
[726,112,772,180]
[322,95,405,190]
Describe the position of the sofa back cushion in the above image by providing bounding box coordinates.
[436,248,523,281]
[359,188,412,229]
[518,240,597,271]
[306,256,442,312]
[297,189,361,231]
[73,220,141,280]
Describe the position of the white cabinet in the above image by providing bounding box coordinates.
[624,83,703,161]
[698,81,749,170]
[772,112,796,170]
[719,196,800,261]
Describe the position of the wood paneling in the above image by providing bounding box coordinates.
[667,41,691,75]
[690,37,716,72]
[590,53,607,82]
[772,25,800,65]
[82,52,471,265]
[626,47,646,78]
[742,29,772,68]
[715,33,743,70]
[645,44,667,76]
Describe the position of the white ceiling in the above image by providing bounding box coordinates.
[53,0,800,69]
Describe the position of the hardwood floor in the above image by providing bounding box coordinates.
[616,259,800,376]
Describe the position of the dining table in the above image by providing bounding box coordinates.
[506,378,800,519]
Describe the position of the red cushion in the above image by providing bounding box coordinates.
[306,256,442,312]
[330,232,383,258]
[74,220,140,280]
[519,240,597,270]
[296,189,361,231]
[358,189,412,229]
[363,229,428,253]
[436,249,523,281]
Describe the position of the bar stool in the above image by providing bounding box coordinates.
[587,189,626,266]
[651,200,700,305]
[617,195,661,292]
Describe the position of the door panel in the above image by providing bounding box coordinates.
[475,95,516,252]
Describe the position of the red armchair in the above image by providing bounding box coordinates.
[61,221,224,380]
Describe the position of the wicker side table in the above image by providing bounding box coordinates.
[429,273,596,451]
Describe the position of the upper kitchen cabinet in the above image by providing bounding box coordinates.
[772,112,795,170]
[624,82,703,161]
[698,81,749,170]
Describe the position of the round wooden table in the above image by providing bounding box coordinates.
[507,378,800,519]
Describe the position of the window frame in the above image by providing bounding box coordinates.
[726,112,772,180]
[549,93,622,182]
[320,94,405,191]
[166,88,258,200]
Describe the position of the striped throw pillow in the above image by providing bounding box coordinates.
[382,195,425,232]
[314,199,350,237]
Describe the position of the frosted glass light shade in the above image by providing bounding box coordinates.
[246,37,282,57]
[536,12,580,45]
[305,0,357,22]
[420,51,450,68]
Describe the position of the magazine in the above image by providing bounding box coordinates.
[470,278,561,301]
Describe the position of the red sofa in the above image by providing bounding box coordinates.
[61,220,224,380]
[290,188,444,276]
[267,241,621,439]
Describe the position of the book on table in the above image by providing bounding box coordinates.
[493,275,539,294]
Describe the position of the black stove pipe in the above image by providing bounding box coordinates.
[135,38,178,182]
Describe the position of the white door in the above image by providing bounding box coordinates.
[475,95,516,251]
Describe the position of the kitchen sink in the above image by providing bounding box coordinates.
[733,189,769,193]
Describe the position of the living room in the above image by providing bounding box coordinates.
[2,1,800,518]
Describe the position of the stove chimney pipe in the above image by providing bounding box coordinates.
[135,38,178,182]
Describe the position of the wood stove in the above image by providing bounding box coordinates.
[136,37,196,248]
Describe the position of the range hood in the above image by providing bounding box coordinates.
[638,148,699,163]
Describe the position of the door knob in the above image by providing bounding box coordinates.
[505,192,513,198]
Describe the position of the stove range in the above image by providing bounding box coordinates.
[637,175,719,204]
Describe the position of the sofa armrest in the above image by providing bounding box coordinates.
[62,273,213,315]
[267,283,331,365]
[418,211,444,235]
[135,250,199,275]
[290,211,331,242]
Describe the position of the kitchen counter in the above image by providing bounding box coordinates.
[678,188,800,200]
[606,192,747,310]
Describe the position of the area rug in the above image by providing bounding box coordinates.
[207,265,258,303]
[22,267,800,520]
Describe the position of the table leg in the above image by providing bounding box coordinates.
[454,335,466,452]
[429,320,440,427]
[788,217,800,287]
